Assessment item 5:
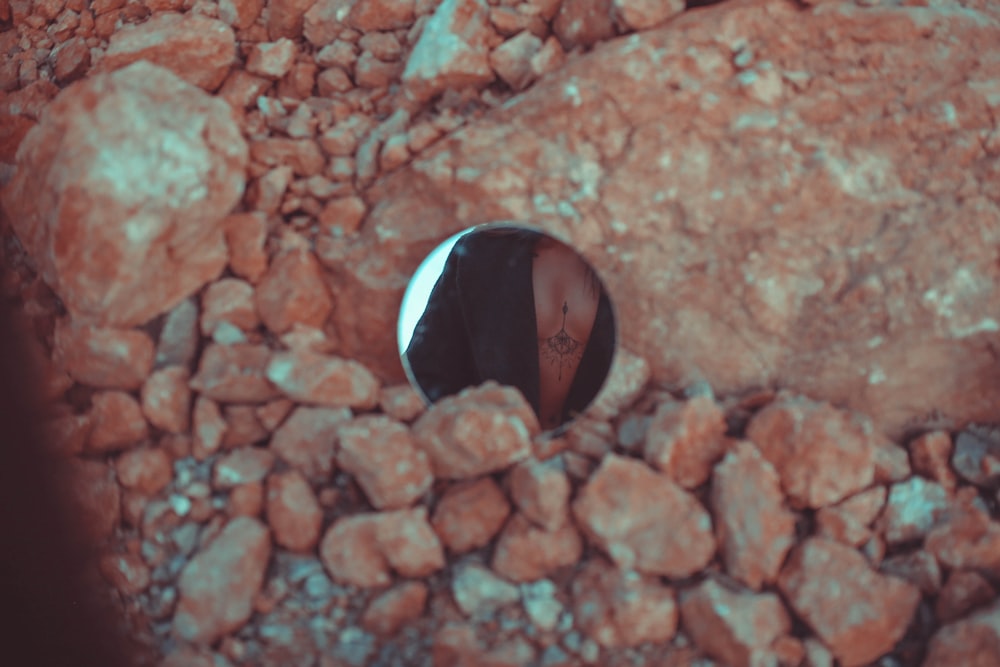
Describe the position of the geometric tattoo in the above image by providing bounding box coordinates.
[541,301,584,381]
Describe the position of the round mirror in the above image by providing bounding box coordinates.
[398,222,617,433]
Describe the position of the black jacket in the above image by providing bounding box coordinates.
[404,229,616,427]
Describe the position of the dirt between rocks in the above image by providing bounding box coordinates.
[2,0,1000,665]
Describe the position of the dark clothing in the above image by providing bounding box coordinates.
[404,229,616,427]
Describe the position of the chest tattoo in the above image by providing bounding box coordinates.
[541,301,584,381]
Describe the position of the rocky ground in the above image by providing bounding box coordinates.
[3,0,1000,665]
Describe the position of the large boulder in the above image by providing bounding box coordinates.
[319,0,1000,438]
[1,61,248,328]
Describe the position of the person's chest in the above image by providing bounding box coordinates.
[531,244,600,428]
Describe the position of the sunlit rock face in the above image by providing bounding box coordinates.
[1,61,247,328]
[321,0,1000,439]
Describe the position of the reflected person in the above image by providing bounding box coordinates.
[404,226,616,432]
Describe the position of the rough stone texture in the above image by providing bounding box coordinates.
[935,569,997,624]
[53,321,154,390]
[268,0,315,39]
[336,415,434,509]
[199,278,258,337]
[266,469,323,551]
[411,382,538,479]
[508,457,570,531]
[321,507,445,587]
[63,458,121,542]
[923,600,1000,667]
[156,298,200,369]
[266,348,380,409]
[711,440,795,590]
[2,62,246,328]
[87,390,149,453]
[269,405,351,483]
[189,344,280,404]
[874,476,951,545]
[909,430,958,491]
[347,0,415,31]
[880,550,942,597]
[361,581,428,636]
[816,485,886,548]
[245,38,297,80]
[99,12,236,91]
[553,0,615,50]
[212,447,275,489]
[490,31,543,91]
[323,0,1000,439]
[141,366,191,433]
[952,427,1000,487]
[571,558,678,648]
[116,446,172,495]
[402,0,496,103]
[572,454,715,577]
[679,578,791,667]
[431,477,512,553]
[611,0,684,31]
[924,499,1000,577]
[451,563,521,616]
[254,247,333,335]
[491,512,583,583]
[746,395,877,509]
[173,517,271,645]
[777,537,921,667]
[644,396,728,489]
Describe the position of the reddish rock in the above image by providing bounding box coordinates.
[223,213,268,283]
[451,563,521,616]
[361,581,428,636]
[553,0,615,50]
[63,458,122,542]
[378,383,426,422]
[192,396,227,459]
[816,485,886,548]
[909,430,957,491]
[43,413,92,457]
[572,454,715,577]
[0,113,33,163]
[116,446,172,495]
[270,405,350,482]
[200,278,259,337]
[952,427,1000,487]
[141,366,191,433]
[99,13,235,91]
[268,0,315,38]
[402,0,496,103]
[711,440,795,590]
[266,469,323,551]
[936,569,997,624]
[923,600,1000,667]
[610,0,683,30]
[872,438,912,484]
[355,51,403,89]
[99,552,151,596]
[320,507,444,586]
[880,550,942,597]
[412,382,538,479]
[266,348,379,409]
[924,501,1000,576]
[490,30,543,91]
[212,447,274,489]
[254,397,294,432]
[336,415,434,509]
[571,558,678,648]
[680,578,791,667]
[509,457,570,531]
[88,390,150,453]
[874,476,950,545]
[156,298,200,369]
[52,35,91,83]
[492,512,583,583]
[218,0,262,28]
[246,38,297,80]
[644,395,728,489]
[317,67,355,96]
[173,517,271,644]
[220,404,269,448]
[255,247,333,335]
[189,344,280,403]
[431,477,512,553]
[53,321,154,390]
[582,348,650,421]
[2,62,245,328]
[251,137,326,177]
[347,0,414,31]
[228,481,264,517]
[746,396,877,509]
[777,537,921,667]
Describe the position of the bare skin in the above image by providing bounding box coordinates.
[531,237,600,430]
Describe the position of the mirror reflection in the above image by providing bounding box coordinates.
[399,223,617,433]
